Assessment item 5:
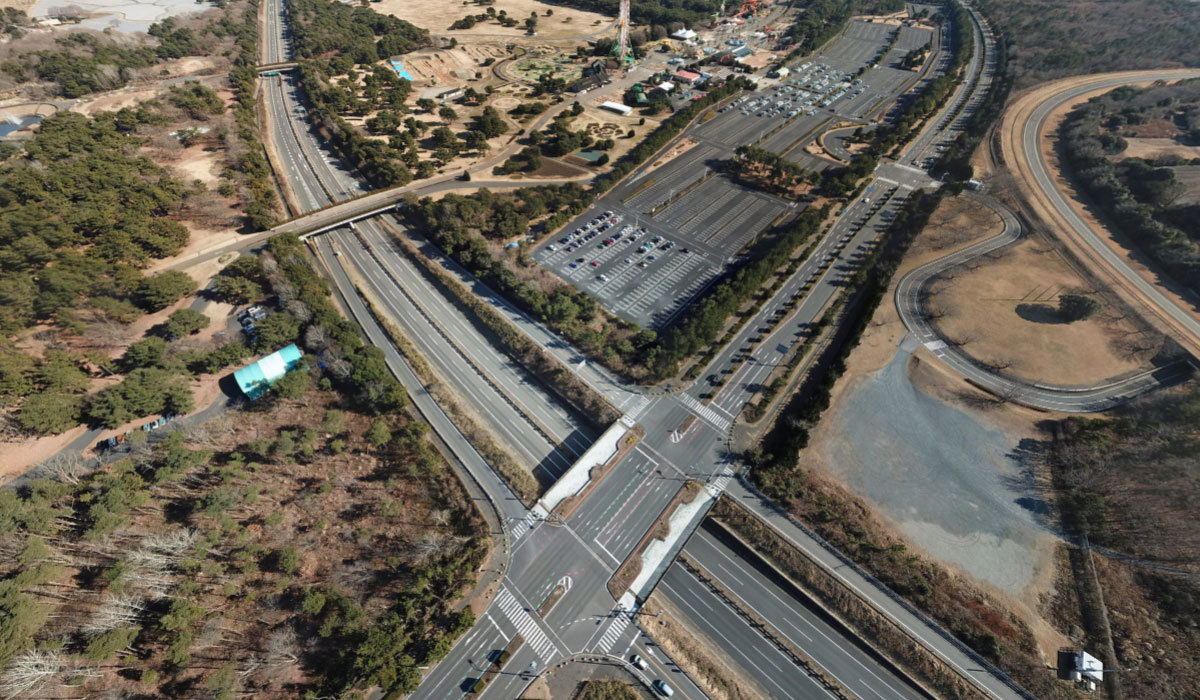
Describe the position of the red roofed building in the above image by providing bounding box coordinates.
[672,69,703,85]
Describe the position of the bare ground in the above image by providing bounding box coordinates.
[372,0,613,41]
[930,236,1155,385]
[796,193,1074,663]
[1116,136,1200,161]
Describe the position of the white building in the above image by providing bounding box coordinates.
[600,101,633,116]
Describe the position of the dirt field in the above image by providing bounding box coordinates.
[0,0,38,13]
[928,202,1154,385]
[1116,136,1200,161]
[998,71,1200,360]
[372,0,612,40]
[401,44,509,86]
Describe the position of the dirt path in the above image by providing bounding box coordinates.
[998,70,1200,360]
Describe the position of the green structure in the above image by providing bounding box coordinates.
[233,343,303,399]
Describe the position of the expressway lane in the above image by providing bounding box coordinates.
[358,224,598,452]
[311,235,530,523]
[1018,70,1200,353]
[684,525,928,700]
[257,1,1042,698]
[400,230,647,415]
[894,193,1192,410]
[330,226,584,477]
[660,564,840,700]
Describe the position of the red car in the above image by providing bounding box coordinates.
[590,261,599,267]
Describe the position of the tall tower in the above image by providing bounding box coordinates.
[617,0,631,64]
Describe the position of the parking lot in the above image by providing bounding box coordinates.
[533,17,941,332]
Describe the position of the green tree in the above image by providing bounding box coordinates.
[252,312,301,351]
[475,106,508,138]
[36,350,89,393]
[1058,293,1101,321]
[275,546,300,574]
[162,308,209,338]
[416,97,436,112]
[136,271,196,311]
[322,409,345,434]
[123,337,168,370]
[271,368,310,399]
[83,626,140,661]
[18,391,83,434]
[438,105,458,123]
[365,419,391,448]
[159,598,204,632]
[214,276,262,305]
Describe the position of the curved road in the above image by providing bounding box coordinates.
[1017,70,1200,356]
[895,193,1192,411]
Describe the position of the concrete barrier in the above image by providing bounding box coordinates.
[537,421,627,514]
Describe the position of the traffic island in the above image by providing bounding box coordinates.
[637,593,765,700]
[468,634,525,697]
[608,480,713,602]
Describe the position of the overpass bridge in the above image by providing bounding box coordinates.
[257,62,298,73]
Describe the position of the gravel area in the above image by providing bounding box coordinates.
[815,338,1050,595]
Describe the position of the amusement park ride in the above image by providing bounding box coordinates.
[611,0,769,70]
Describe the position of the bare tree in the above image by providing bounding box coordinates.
[1,649,64,699]
[988,355,1017,371]
[303,324,329,353]
[84,594,148,636]
[41,453,89,485]
[257,628,299,685]
[285,299,312,324]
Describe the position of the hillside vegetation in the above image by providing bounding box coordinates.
[977,0,1200,88]
[1048,382,1200,698]
[0,234,485,698]
[1060,79,1200,290]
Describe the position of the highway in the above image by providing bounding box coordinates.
[1017,70,1200,354]
[329,224,595,480]
[669,524,928,700]
[894,193,1193,411]
[255,0,1039,698]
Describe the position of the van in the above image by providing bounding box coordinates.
[653,680,674,697]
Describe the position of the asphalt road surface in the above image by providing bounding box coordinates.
[681,524,928,700]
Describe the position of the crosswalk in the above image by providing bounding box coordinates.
[678,393,731,432]
[510,511,539,541]
[623,395,650,422]
[594,611,631,654]
[494,587,560,664]
[708,466,735,495]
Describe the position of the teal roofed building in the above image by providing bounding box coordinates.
[233,344,303,399]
